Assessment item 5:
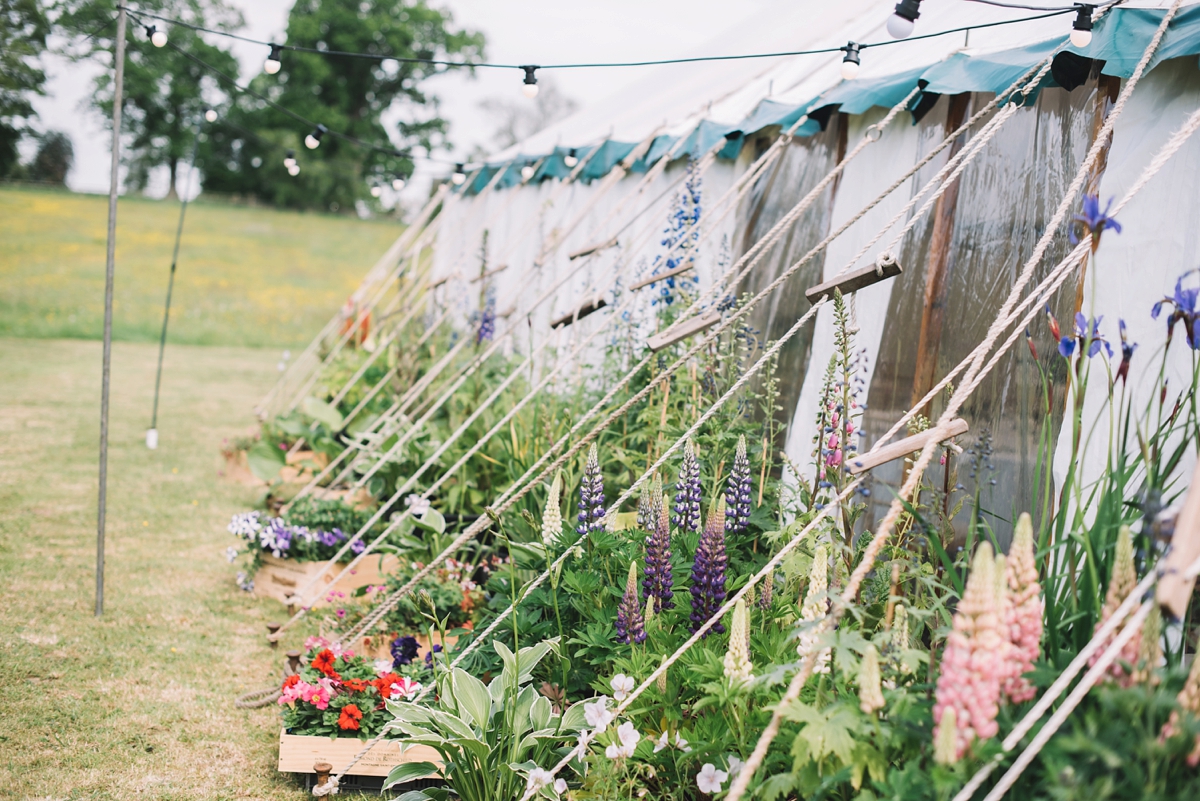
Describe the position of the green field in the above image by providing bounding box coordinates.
[0,337,318,799]
[0,185,402,348]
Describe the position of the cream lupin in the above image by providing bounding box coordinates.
[797,543,831,674]
[723,599,753,684]
[541,473,563,547]
[858,645,885,714]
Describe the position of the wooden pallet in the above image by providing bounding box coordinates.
[254,553,399,608]
[278,728,441,778]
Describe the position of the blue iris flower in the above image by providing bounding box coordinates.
[1151,271,1200,349]
[1069,194,1122,249]
[1057,312,1113,360]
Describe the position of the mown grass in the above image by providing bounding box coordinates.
[0,337,317,799]
[0,185,401,348]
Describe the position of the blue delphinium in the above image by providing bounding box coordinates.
[576,443,606,535]
[391,635,420,668]
[648,158,702,307]
[476,293,496,344]
[642,501,674,610]
[689,500,728,636]
[1152,270,1200,350]
[673,441,702,532]
[725,435,752,533]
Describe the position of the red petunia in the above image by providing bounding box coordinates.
[282,674,301,691]
[341,678,369,693]
[373,673,401,699]
[337,704,363,731]
[311,649,340,679]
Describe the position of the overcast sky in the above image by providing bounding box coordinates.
[32,0,773,197]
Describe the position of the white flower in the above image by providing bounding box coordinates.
[224,546,239,563]
[727,756,745,777]
[405,494,432,515]
[610,673,635,701]
[583,698,613,732]
[605,721,640,760]
[697,763,728,795]
[553,778,568,795]
[653,730,670,753]
[675,732,692,753]
[526,767,554,792]
[373,658,393,677]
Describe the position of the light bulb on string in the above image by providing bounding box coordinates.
[145,25,168,47]
[391,176,406,191]
[521,65,539,99]
[521,161,536,181]
[204,108,218,123]
[264,44,283,75]
[283,150,297,169]
[370,184,383,198]
[563,148,578,168]
[305,124,326,149]
[287,163,300,176]
[886,0,921,39]
[1070,4,1095,48]
[841,43,862,80]
[451,163,467,186]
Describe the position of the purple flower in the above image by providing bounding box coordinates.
[391,635,420,668]
[476,295,496,344]
[758,571,774,611]
[724,435,752,533]
[1151,271,1200,350]
[642,501,674,610]
[1117,319,1137,384]
[689,499,728,636]
[260,517,293,557]
[1069,194,1121,250]
[425,643,443,669]
[637,474,663,530]
[616,563,647,645]
[1057,313,1113,360]
[673,441,702,533]
[576,443,606,535]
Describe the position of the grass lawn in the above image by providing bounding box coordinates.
[0,186,402,348]
[0,337,320,799]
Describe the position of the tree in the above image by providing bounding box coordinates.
[29,130,72,183]
[479,77,578,150]
[57,0,242,196]
[0,0,49,178]
[201,0,484,212]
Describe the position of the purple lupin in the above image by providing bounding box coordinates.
[672,441,702,532]
[615,561,646,645]
[725,434,753,533]
[642,494,674,610]
[689,498,728,636]
[576,443,606,535]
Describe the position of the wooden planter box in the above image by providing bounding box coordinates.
[254,553,400,608]
[354,632,460,662]
[278,728,441,778]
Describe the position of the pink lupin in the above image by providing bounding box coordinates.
[1002,513,1044,703]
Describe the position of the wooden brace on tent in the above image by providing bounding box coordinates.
[848,418,968,475]
[1157,462,1200,619]
[646,310,721,352]
[568,236,619,260]
[805,251,903,305]
[550,295,608,328]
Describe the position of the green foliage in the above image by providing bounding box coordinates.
[0,0,48,177]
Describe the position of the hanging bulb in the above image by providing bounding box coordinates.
[563,148,578,168]
[287,163,300,176]
[305,124,326,150]
[1070,4,1095,48]
[451,163,467,185]
[283,150,297,169]
[886,0,921,39]
[521,65,539,99]
[264,44,283,75]
[391,177,406,191]
[146,25,168,48]
[204,108,218,123]
[521,161,536,181]
[841,43,862,80]
[370,184,383,198]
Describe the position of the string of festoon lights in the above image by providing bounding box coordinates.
[125,1,1114,176]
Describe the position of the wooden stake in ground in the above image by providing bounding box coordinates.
[97,6,126,617]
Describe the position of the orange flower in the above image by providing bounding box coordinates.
[281,674,301,691]
[373,673,400,699]
[312,649,339,679]
[337,704,363,731]
[341,678,369,693]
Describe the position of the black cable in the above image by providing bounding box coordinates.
[120,3,1081,69]
[962,0,1078,11]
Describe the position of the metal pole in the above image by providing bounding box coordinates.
[147,124,201,449]
[97,7,127,617]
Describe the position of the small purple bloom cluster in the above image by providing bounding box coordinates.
[616,567,647,645]
[673,442,702,533]
[576,443,606,535]
[689,500,728,636]
[642,503,675,610]
[391,634,420,668]
[725,435,752,533]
